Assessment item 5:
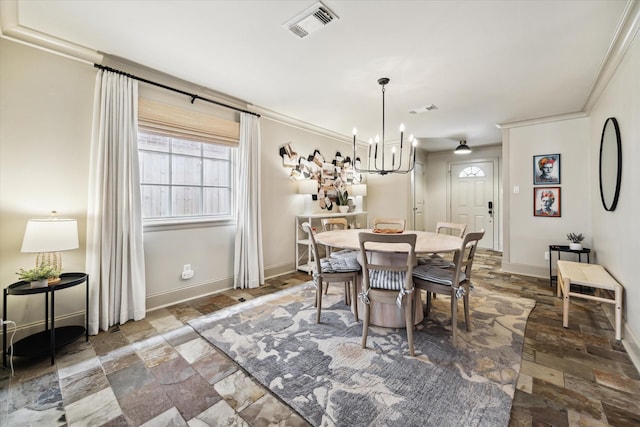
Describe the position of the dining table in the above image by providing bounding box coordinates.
[314,228,463,328]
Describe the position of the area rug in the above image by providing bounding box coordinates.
[189,283,535,426]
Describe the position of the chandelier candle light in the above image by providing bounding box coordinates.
[353,78,418,175]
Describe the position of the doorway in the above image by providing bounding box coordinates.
[450,160,496,249]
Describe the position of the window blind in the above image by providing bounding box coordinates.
[138,98,240,146]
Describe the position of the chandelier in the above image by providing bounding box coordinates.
[352,77,417,175]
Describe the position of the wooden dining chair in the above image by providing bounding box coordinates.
[418,221,467,268]
[373,218,406,232]
[301,222,360,323]
[435,221,467,237]
[359,232,417,356]
[320,218,349,256]
[412,230,485,346]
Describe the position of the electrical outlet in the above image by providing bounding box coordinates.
[544,251,549,260]
[183,264,191,272]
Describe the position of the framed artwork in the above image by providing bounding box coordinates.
[533,153,560,185]
[534,187,561,217]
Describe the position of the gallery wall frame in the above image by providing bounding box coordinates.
[534,187,561,217]
[533,153,561,185]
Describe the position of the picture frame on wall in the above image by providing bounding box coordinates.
[534,187,561,217]
[533,153,560,185]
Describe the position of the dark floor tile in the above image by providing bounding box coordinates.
[161,371,223,420]
[118,381,174,425]
[151,355,196,385]
[602,401,640,427]
[107,360,155,398]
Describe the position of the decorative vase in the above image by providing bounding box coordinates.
[338,205,349,213]
[569,243,583,251]
[30,279,48,288]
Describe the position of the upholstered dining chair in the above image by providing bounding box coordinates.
[358,232,417,356]
[412,230,485,346]
[418,221,467,268]
[372,218,406,232]
[302,222,360,323]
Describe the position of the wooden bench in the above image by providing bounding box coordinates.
[556,260,623,340]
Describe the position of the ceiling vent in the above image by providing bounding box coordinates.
[409,104,438,114]
[284,2,339,39]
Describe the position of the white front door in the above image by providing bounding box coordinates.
[413,162,425,231]
[450,161,495,249]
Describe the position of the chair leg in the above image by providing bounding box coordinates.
[344,282,351,306]
[316,280,323,323]
[351,277,359,322]
[463,288,471,331]
[450,293,458,346]
[362,303,370,349]
[405,296,415,356]
[425,291,432,317]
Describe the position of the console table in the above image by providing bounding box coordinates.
[3,272,89,367]
[548,245,590,287]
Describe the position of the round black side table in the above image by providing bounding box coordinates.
[3,272,89,367]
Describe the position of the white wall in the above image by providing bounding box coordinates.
[588,32,639,364]
[503,118,590,276]
[0,39,94,328]
[260,117,362,274]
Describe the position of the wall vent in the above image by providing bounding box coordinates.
[284,2,339,39]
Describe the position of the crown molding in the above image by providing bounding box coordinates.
[584,0,640,112]
[248,104,362,147]
[0,0,103,64]
[498,112,588,130]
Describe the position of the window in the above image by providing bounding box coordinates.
[138,130,234,220]
[136,98,240,223]
[458,166,485,178]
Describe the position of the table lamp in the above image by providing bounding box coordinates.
[298,179,318,215]
[21,211,79,283]
[350,184,367,212]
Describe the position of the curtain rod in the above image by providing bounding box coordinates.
[93,64,260,118]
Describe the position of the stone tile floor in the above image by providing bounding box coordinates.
[1,249,638,426]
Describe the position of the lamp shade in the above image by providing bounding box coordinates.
[297,179,317,195]
[350,184,367,196]
[21,218,79,253]
[454,140,472,154]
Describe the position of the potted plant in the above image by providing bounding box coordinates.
[335,187,350,213]
[566,233,584,251]
[16,263,60,288]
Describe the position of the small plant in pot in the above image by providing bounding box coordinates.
[17,263,60,288]
[334,186,350,213]
[566,233,584,251]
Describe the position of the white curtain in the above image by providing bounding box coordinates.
[86,70,146,335]
[234,113,264,288]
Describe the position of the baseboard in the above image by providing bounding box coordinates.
[1,312,85,342]
[147,262,297,312]
[622,322,640,373]
[264,262,296,280]
[146,277,234,311]
[501,261,548,279]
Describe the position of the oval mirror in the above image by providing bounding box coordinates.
[599,117,622,211]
